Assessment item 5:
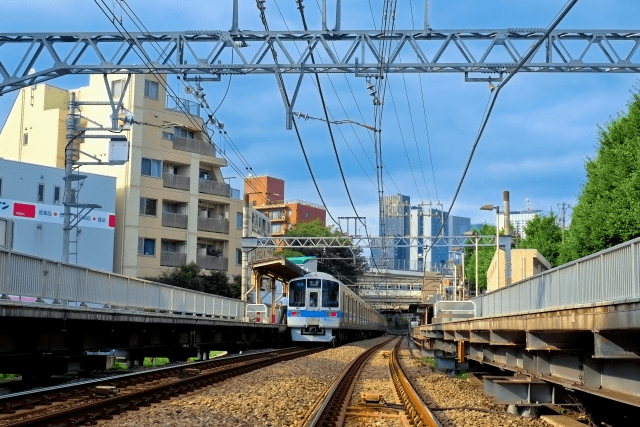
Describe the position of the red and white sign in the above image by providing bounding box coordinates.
[13,203,36,218]
[0,199,115,230]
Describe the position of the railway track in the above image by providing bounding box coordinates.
[0,347,322,427]
[301,337,440,427]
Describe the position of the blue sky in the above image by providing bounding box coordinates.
[1,0,639,234]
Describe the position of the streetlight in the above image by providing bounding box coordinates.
[464,230,479,297]
[480,203,500,289]
[451,247,464,300]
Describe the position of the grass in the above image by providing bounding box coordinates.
[0,374,18,380]
[110,360,128,370]
[143,357,170,367]
[419,357,436,369]
[455,370,471,381]
[187,350,225,362]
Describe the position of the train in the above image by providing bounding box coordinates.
[286,272,387,344]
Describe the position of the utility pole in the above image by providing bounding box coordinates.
[62,92,78,263]
[503,191,512,287]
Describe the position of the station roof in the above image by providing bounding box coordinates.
[252,257,305,282]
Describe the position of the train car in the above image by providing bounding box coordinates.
[287,272,387,344]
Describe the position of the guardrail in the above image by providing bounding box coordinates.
[0,248,243,319]
[474,236,640,317]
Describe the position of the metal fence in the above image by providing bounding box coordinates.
[474,236,640,317]
[0,248,243,319]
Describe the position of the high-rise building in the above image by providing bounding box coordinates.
[0,75,244,279]
[498,209,542,239]
[373,194,471,272]
[244,175,326,236]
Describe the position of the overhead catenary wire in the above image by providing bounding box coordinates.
[111,0,272,200]
[94,0,270,200]
[424,0,579,258]
[409,0,439,200]
[254,0,341,230]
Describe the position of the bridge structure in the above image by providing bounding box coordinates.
[412,236,640,416]
[0,247,287,377]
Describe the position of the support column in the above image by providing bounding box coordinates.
[62,92,78,263]
[270,277,276,323]
[503,190,512,286]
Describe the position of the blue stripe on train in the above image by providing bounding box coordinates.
[288,309,343,318]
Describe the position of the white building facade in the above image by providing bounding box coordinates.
[0,159,116,271]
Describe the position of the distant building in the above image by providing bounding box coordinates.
[498,210,542,239]
[244,175,326,236]
[373,194,471,272]
[0,159,116,271]
[486,248,551,291]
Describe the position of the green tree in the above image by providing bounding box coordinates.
[280,219,366,284]
[148,262,239,298]
[464,224,497,292]
[560,91,640,263]
[518,212,563,267]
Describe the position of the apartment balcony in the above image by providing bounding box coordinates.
[163,173,190,191]
[199,179,231,197]
[197,217,229,234]
[197,255,228,271]
[160,251,187,267]
[162,212,188,229]
[166,94,200,116]
[173,136,216,157]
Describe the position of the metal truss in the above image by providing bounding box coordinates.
[242,235,496,250]
[1,29,640,95]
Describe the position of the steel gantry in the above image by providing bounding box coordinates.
[1,28,640,96]
[242,235,497,250]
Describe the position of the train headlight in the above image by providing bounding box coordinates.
[330,312,337,317]
[290,311,298,316]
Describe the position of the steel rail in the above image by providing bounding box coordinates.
[302,337,394,427]
[0,347,322,427]
[390,338,442,427]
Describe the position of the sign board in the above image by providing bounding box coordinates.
[108,139,129,163]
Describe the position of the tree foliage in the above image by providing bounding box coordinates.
[148,262,240,299]
[464,224,497,292]
[280,219,366,284]
[559,92,640,263]
[519,212,563,267]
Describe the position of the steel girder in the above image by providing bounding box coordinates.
[242,235,496,249]
[1,29,640,95]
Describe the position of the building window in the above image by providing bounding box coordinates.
[162,131,173,140]
[138,238,156,256]
[271,223,283,234]
[141,158,162,177]
[236,212,243,229]
[139,197,158,216]
[53,186,61,204]
[144,80,159,99]
[236,249,242,265]
[111,79,125,98]
[23,133,28,145]
[305,211,310,218]
[37,183,45,202]
[174,127,195,139]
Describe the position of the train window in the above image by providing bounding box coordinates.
[322,280,340,308]
[309,292,318,308]
[289,280,306,307]
[307,279,321,288]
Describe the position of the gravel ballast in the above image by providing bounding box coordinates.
[400,340,550,427]
[97,337,389,427]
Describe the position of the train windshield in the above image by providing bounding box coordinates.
[289,280,306,307]
[322,280,340,308]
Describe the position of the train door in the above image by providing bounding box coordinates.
[306,278,322,314]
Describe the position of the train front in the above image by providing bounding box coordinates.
[287,275,341,343]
